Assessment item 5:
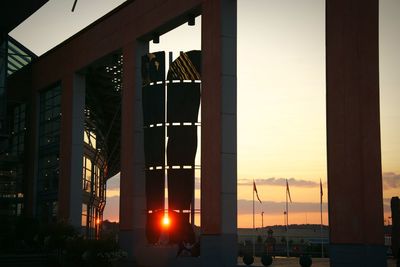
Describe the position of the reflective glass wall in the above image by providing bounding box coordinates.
[37,84,61,223]
[81,129,107,239]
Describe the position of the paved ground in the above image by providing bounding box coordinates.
[237,256,398,267]
[237,257,329,267]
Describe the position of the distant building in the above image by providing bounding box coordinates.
[238,225,329,245]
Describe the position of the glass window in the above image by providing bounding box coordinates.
[83,156,92,192]
[16,203,23,216]
[82,214,87,226]
[10,104,26,156]
[83,130,96,149]
[37,85,61,222]
[52,201,58,218]
[82,203,87,227]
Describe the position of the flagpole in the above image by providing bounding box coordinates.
[286,183,289,257]
[320,197,323,258]
[320,179,324,258]
[253,179,255,257]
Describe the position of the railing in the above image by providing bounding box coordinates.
[238,235,330,258]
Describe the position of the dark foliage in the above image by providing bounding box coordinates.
[261,253,273,266]
[299,254,312,267]
[243,253,254,265]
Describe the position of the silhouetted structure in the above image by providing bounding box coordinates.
[0,0,388,266]
[0,37,36,238]
[166,51,200,244]
[142,51,200,244]
[392,197,400,258]
[0,47,122,239]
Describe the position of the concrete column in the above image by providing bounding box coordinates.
[326,0,386,266]
[119,41,148,260]
[201,1,237,266]
[58,74,85,228]
[391,197,400,259]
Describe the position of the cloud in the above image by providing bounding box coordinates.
[107,188,120,197]
[107,172,399,191]
[107,173,120,190]
[105,174,200,197]
[106,175,320,193]
[383,198,395,214]
[102,194,327,220]
[237,199,327,214]
[103,195,120,222]
[238,177,319,188]
[382,172,400,190]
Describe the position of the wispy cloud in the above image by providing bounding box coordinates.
[238,177,319,188]
[107,175,320,192]
[107,173,120,189]
[237,199,327,214]
[383,172,400,190]
[106,188,120,197]
[103,195,120,222]
[109,173,398,191]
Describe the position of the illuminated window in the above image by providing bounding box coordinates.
[82,156,92,192]
[82,203,87,227]
[84,131,89,144]
[83,130,96,149]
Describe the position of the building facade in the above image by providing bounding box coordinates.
[0,37,122,239]
[0,0,388,266]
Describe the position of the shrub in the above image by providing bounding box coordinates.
[261,253,273,266]
[243,253,254,265]
[299,254,312,267]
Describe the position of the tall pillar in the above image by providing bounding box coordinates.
[119,41,148,260]
[391,197,400,258]
[201,1,237,266]
[326,0,386,266]
[58,73,85,228]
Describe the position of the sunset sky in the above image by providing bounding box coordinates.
[10,0,399,228]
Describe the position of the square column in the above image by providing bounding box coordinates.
[326,0,386,266]
[119,41,148,260]
[58,73,85,228]
[201,1,237,267]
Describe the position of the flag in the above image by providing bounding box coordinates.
[253,180,262,203]
[286,179,292,203]
[320,179,323,202]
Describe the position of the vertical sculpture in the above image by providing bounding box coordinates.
[141,52,165,243]
[167,51,201,243]
[141,51,201,244]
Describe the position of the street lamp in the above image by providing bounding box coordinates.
[261,211,264,228]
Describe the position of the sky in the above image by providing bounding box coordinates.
[9,0,399,228]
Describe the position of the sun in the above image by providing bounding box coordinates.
[162,215,170,227]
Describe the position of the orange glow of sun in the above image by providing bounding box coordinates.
[162,215,170,227]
